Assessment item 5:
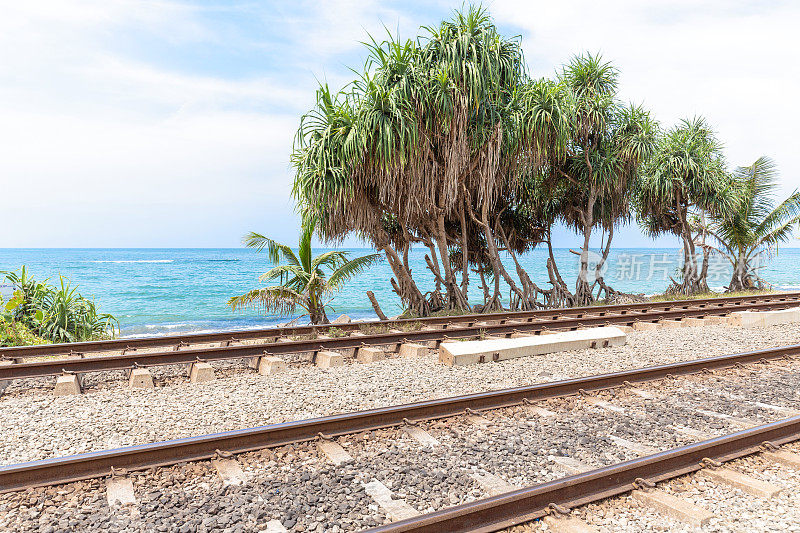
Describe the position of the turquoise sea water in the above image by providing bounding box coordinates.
[1,248,799,337]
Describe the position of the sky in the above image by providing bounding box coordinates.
[1,0,798,249]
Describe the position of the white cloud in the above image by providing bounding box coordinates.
[492,0,800,183]
[487,0,800,247]
[2,1,798,248]
[0,0,437,247]
[0,1,305,247]
[258,1,420,59]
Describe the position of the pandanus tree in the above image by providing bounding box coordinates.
[292,8,657,314]
[293,7,552,314]
[533,55,657,306]
[636,117,734,295]
[228,221,381,324]
[708,156,800,291]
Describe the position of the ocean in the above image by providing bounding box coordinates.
[1,247,799,337]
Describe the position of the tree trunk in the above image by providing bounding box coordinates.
[670,203,707,296]
[366,290,388,321]
[424,240,443,292]
[482,263,502,312]
[697,244,711,293]
[309,306,329,325]
[673,231,705,295]
[495,222,536,309]
[381,245,429,316]
[592,226,615,301]
[575,191,597,306]
[433,214,470,310]
[470,202,527,308]
[544,232,575,308]
[460,183,527,310]
[727,252,750,292]
[458,200,470,296]
[478,268,488,303]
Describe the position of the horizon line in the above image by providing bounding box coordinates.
[3,246,800,251]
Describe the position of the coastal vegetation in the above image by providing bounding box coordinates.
[636,117,733,295]
[291,7,655,313]
[1,266,118,345]
[229,220,381,324]
[706,156,800,291]
[285,6,796,316]
[0,318,48,347]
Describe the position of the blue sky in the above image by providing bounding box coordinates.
[1,1,799,249]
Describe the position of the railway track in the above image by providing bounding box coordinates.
[1,292,799,386]
[2,292,797,361]
[2,343,800,531]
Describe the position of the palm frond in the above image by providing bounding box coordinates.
[755,190,800,238]
[227,287,305,315]
[327,253,383,292]
[311,250,350,270]
[297,223,313,273]
[755,218,798,253]
[257,264,310,293]
[242,232,300,267]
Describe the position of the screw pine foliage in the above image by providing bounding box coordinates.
[289,5,793,311]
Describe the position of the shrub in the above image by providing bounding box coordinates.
[0,316,49,347]
[2,267,118,344]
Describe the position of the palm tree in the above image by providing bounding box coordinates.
[292,6,545,314]
[708,156,800,292]
[228,222,382,324]
[636,117,734,295]
[292,7,656,313]
[537,54,657,306]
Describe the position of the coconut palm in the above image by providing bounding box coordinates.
[228,222,382,324]
[636,117,734,295]
[707,156,800,291]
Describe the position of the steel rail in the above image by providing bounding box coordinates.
[0,342,797,492]
[0,296,798,382]
[366,416,800,533]
[1,292,797,360]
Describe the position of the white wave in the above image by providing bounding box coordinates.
[120,320,302,338]
[143,323,189,330]
[120,326,255,338]
[89,260,173,263]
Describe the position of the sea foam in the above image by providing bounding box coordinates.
[89,260,173,263]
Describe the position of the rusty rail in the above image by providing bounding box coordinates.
[1,292,797,361]
[0,342,797,492]
[366,416,800,532]
[0,295,798,382]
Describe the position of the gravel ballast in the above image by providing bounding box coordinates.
[2,322,800,531]
[2,323,800,465]
[0,442,389,532]
[517,449,800,533]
